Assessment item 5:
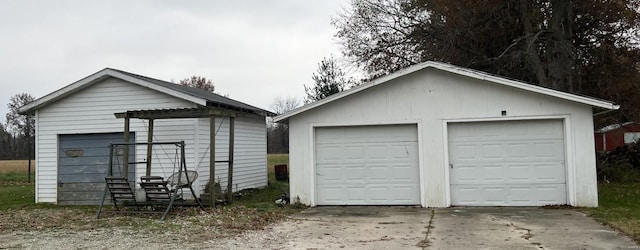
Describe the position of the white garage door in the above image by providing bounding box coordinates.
[315,125,420,205]
[448,120,566,206]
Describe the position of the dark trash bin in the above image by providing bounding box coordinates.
[274,164,289,181]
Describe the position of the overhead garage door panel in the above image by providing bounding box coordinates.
[315,125,420,205]
[449,120,566,206]
[58,133,134,205]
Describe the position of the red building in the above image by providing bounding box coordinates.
[595,122,640,152]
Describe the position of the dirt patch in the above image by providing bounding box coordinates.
[0,160,34,173]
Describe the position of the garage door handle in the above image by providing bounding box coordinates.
[449,164,453,168]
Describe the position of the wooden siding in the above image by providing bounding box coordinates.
[36,77,198,203]
[195,115,268,195]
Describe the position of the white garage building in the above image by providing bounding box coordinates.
[20,68,273,205]
[274,61,618,207]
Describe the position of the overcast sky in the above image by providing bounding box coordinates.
[0,0,351,123]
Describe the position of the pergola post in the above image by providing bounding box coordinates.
[123,115,130,178]
[146,119,154,176]
[209,115,216,207]
[227,117,235,203]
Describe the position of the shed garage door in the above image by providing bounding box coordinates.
[315,125,420,205]
[58,133,134,205]
[448,120,566,206]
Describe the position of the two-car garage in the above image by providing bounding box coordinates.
[278,61,616,207]
[313,120,567,207]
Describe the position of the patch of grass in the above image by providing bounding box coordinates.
[0,171,37,210]
[0,184,35,210]
[267,154,289,179]
[233,179,290,210]
[583,183,640,242]
[0,171,35,185]
[233,153,300,213]
[267,154,289,166]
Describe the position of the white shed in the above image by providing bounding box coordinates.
[20,68,274,205]
[274,61,618,208]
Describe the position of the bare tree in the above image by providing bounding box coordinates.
[6,93,35,137]
[179,76,215,93]
[271,96,301,115]
[267,96,301,154]
[333,0,640,122]
[0,123,11,159]
[5,93,35,160]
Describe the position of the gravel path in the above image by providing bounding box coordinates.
[0,207,431,250]
[0,222,289,250]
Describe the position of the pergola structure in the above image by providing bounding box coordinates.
[114,107,238,207]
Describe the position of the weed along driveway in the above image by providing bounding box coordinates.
[225,206,640,249]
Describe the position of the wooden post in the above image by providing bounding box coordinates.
[123,115,130,179]
[28,137,32,183]
[227,117,235,203]
[108,144,114,176]
[209,115,216,207]
[146,119,154,176]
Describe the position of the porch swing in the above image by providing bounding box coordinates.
[96,106,239,221]
[95,141,205,221]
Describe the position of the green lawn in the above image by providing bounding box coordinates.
[0,171,35,210]
[0,184,34,210]
[583,183,640,242]
[0,171,34,184]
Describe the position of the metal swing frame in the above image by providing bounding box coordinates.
[95,141,205,221]
[96,106,242,221]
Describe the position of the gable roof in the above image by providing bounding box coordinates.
[274,61,619,122]
[19,68,275,117]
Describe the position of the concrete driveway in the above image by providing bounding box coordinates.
[259,206,638,249]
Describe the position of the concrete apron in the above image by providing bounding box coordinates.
[429,207,638,250]
[286,206,432,249]
[284,206,637,250]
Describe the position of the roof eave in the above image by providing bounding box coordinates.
[18,68,210,114]
[19,69,113,114]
